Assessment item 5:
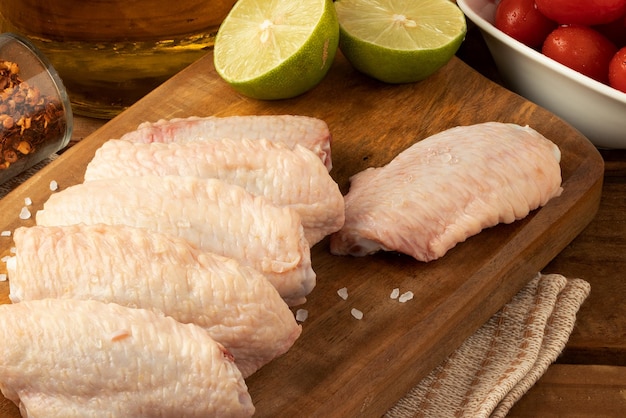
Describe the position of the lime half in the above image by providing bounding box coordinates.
[214,0,339,100]
[335,0,467,83]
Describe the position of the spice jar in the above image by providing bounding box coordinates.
[0,33,72,186]
[0,0,236,119]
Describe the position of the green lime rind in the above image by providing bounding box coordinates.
[339,27,465,84]
[335,0,467,84]
[214,0,339,100]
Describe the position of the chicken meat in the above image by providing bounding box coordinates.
[84,138,344,245]
[36,176,315,306]
[119,114,333,171]
[0,298,255,418]
[8,223,302,377]
[330,122,563,262]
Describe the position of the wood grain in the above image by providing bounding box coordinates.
[0,51,604,416]
[545,172,626,366]
[507,364,626,416]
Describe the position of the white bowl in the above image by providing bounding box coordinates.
[457,0,626,149]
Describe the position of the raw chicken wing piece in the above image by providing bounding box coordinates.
[0,298,255,418]
[84,138,344,245]
[8,223,302,377]
[119,114,333,171]
[36,176,315,306]
[330,122,563,262]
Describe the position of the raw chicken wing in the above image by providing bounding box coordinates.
[119,114,333,171]
[36,176,315,306]
[330,122,563,262]
[84,138,344,245]
[0,298,255,418]
[8,224,302,377]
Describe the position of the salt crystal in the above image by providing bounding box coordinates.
[1,256,9,263]
[0,274,6,282]
[49,180,58,191]
[24,197,32,206]
[0,230,11,237]
[390,288,400,299]
[351,308,363,320]
[10,247,16,254]
[295,309,308,322]
[399,291,414,303]
[19,207,31,220]
[337,287,348,300]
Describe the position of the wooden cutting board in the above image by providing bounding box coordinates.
[0,51,603,417]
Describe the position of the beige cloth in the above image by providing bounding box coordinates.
[387,273,590,418]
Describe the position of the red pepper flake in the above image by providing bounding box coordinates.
[0,60,66,171]
[110,329,132,342]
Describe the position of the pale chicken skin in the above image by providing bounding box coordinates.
[36,176,315,306]
[0,299,255,418]
[330,122,563,262]
[8,224,302,378]
[84,138,344,245]
[119,114,333,171]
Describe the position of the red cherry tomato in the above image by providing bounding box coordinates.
[542,25,617,83]
[609,47,626,91]
[535,0,626,25]
[495,0,557,47]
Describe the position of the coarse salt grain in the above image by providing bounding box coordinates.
[399,291,414,303]
[0,273,6,282]
[49,180,58,191]
[1,230,10,237]
[24,197,32,206]
[1,255,10,263]
[19,207,31,220]
[390,288,400,299]
[351,308,363,320]
[295,309,308,322]
[337,287,348,300]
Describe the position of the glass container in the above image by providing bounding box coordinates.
[0,0,236,119]
[0,32,72,186]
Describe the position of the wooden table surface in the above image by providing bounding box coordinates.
[5,24,624,416]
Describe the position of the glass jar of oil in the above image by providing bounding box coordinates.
[0,0,235,119]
